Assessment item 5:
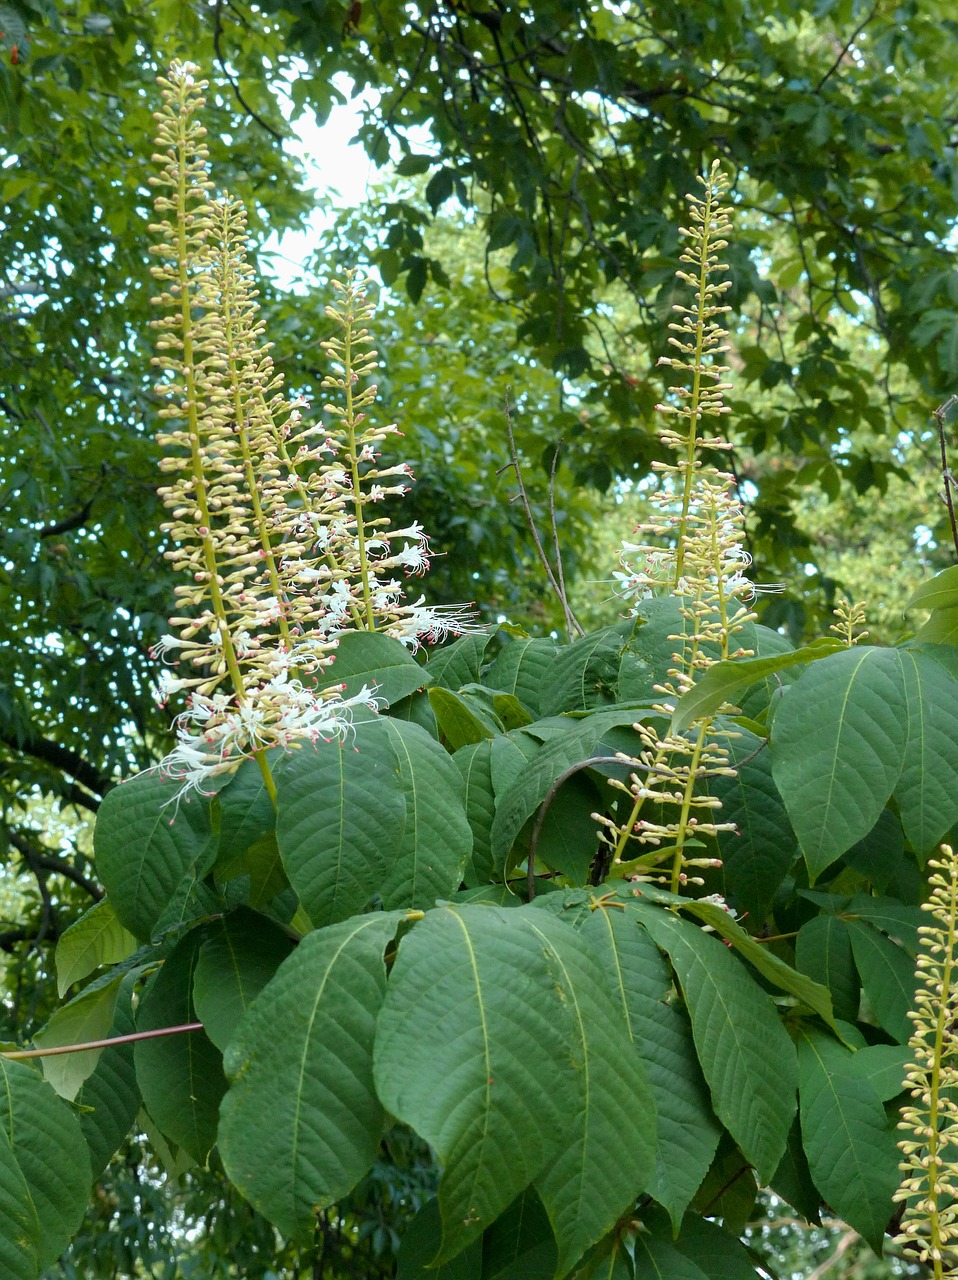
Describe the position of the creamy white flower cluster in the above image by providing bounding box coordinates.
[147,64,480,797]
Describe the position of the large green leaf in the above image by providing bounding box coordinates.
[578,906,720,1229]
[795,915,860,1023]
[913,605,958,645]
[0,1058,92,1270]
[771,647,906,881]
[638,907,797,1182]
[454,741,498,885]
[424,632,495,691]
[904,565,958,612]
[94,770,218,940]
[710,729,796,920]
[670,638,843,733]
[895,646,958,856]
[489,711,653,871]
[220,912,404,1243]
[522,909,657,1276]
[274,721,405,926]
[846,920,917,1043]
[484,638,558,717]
[375,906,572,1262]
[193,908,295,1052]
[75,983,140,1178]
[54,898,139,996]
[320,630,429,705]
[134,929,226,1163]
[638,1208,759,1280]
[480,1189,558,1279]
[212,755,276,881]
[380,718,472,908]
[429,686,500,748]
[0,1127,39,1280]
[397,1199,482,1279]
[33,973,125,1101]
[539,624,628,716]
[797,1028,900,1252]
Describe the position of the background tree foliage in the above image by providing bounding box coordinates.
[2,0,958,1274]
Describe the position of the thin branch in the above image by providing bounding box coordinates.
[212,0,286,143]
[815,5,879,93]
[39,499,94,539]
[547,441,584,639]
[0,725,112,798]
[1,1022,205,1061]
[8,831,103,901]
[500,393,581,641]
[935,395,958,559]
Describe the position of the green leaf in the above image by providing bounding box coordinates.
[634,1233,708,1280]
[846,920,917,1043]
[54,898,138,996]
[638,907,797,1182]
[192,909,295,1052]
[895,646,958,855]
[490,711,654,872]
[274,723,405,926]
[771,647,906,881]
[522,909,657,1276]
[913,605,958,645]
[0,1126,39,1280]
[795,915,860,1023]
[844,893,923,956]
[220,912,404,1243]
[0,1058,92,1270]
[578,906,720,1229]
[212,755,276,882]
[639,1207,759,1280]
[770,1117,822,1224]
[480,1189,557,1280]
[398,1199,483,1278]
[484,638,558,716]
[322,630,429,705]
[429,686,499,748]
[842,809,905,892]
[374,906,574,1263]
[671,638,843,734]
[425,632,495,690]
[454,741,498,885]
[527,773,603,884]
[904,565,958,612]
[33,973,124,1101]
[852,1045,910,1101]
[711,729,796,921]
[75,983,140,1178]
[797,1027,900,1252]
[94,771,218,940]
[380,719,473,908]
[134,929,226,1163]
[539,624,628,716]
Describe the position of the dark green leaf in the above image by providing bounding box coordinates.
[846,920,917,1043]
[192,909,295,1052]
[321,630,429,705]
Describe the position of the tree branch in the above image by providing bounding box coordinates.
[0,725,112,798]
[8,831,103,901]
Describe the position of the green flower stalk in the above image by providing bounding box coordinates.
[895,844,958,1275]
[599,162,776,894]
[147,63,479,799]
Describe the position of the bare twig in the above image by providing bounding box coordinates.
[212,0,285,143]
[1,1022,205,1061]
[935,394,958,559]
[500,393,583,640]
[8,832,103,901]
[547,440,584,639]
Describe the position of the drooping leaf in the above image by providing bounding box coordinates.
[33,973,125,1101]
[633,1232,708,1280]
[380,718,472,908]
[639,1207,759,1280]
[454,741,498,885]
[795,915,860,1023]
[771,647,906,881]
[134,929,226,1163]
[220,912,405,1243]
[711,730,797,920]
[689,1134,757,1236]
[274,722,405,926]
[895,645,958,856]
[913,605,958,645]
[212,755,276,882]
[320,630,429,705]
[842,809,905,892]
[522,909,657,1277]
[769,1117,823,1224]
[843,893,923,956]
[192,908,296,1052]
[75,982,140,1178]
[638,906,797,1182]
[0,1126,39,1280]
[484,638,559,717]
[525,772,603,884]
[671,638,843,734]
[539,624,629,716]
[846,919,917,1043]
[480,1188,557,1280]
[54,898,139,997]
[797,1027,900,1252]
[429,686,499,748]
[424,631,495,691]
[94,770,218,940]
[904,565,958,613]
[0,1058,92,1270]
[397,1198,482,1279]
[579,906,720,1229]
